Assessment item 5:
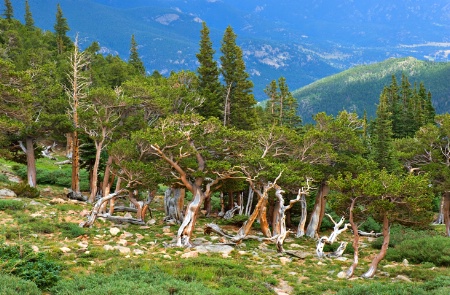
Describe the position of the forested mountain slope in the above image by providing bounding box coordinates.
[10,0,450,99]
[292,57,450,122]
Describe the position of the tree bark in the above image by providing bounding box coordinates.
[345,198,359,278]
[296,194,307,237]
[306,183,329,238]
[80,190,123,227]
[71,130,80,194]
[20,136,37,187]
[443,191,450,237]
[177,186,204,247]
[362,213,390,278]
[164,187,185,224]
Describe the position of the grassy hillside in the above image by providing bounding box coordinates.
[293,57,450,122]
[1,157,450,294]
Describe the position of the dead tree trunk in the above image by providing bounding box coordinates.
[19,137,37,187]
[218,192,225,217]
[306,183,329,238]
[273,186,304,252]
[316,214,350,258]
[205,172,283,243]
[296,194,307,237]
[164,187,185,224]
[361,213,390,278]
[443,191,450,237]
[177,186,204,247]
[80,190,124,227]
[245,186,254,216]
[345,197,359,278]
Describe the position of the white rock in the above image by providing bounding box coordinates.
[50,198,66,204]
[110,227,120,236]
[163,254,172,259]
[31,245,39,252]
[103,245,115,251]
[29,200,45,206]
[115,246,131,254]
[77,242,88,249]
[60,247,71,253]
[117,239,128,246]
[123,212,133,219]
[402,259,409,266]
[133,249,145,255]
[337,271,347,279]
[195,245,234,255]
[396,275,412,282]
[181,251,198,258]
[0,189,16,198]
[147,219,156,225]
[335,257,348,262]
[162,226,171,233]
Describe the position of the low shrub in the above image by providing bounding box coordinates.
[0,243,61,290]
[336,282,426,295]
[8,182,40,199]
[58,222,89,238]
[371,225,437,249]
[358,216,381,233]
[336,276,450,295]
[386,236,450,266]
[220,214,248,226]
[50,268,215,295]
[0,273,41,295]
[0,173,10,183]
[0,199,24,210]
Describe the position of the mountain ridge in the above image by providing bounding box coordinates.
[9,0,450,101]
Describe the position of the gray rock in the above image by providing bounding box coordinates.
[195,245,234,255]
[0,188,16,198]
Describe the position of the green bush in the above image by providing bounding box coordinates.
[386,236,450,266]
[0,199,24,210]
[29,220,56,234]
[336,276,450,295]
[0,173,10,183]
[8,182,40,198]
[0,243,61,290]
[0,273,41,295]
[220,214,248,226]
[58,222,89,239]
[371,225,437,249]
[358,216,381,233]
[336,282,426,295]
[50,268,214,295]
[164,257,274,295]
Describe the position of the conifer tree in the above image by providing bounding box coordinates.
[196,22,222,119]
[371,90,395,171]
[24,0,34,28]
[54,4,70,54]
[3,0,13,20]
[278,77,301,128]
[220,26,257,130]
[129,34,145,75]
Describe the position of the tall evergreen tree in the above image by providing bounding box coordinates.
[371,90,395,171]
[24,0,34,28]
[2,0,13,20]
[278,77,301,128]
[220,26,257,130]
[54,4,70,54]
[128,34,145,75]
[196,22,222,119]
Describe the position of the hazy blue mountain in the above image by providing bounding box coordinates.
[10,0,450,100]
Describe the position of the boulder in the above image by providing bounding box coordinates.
[0,189,16,198]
